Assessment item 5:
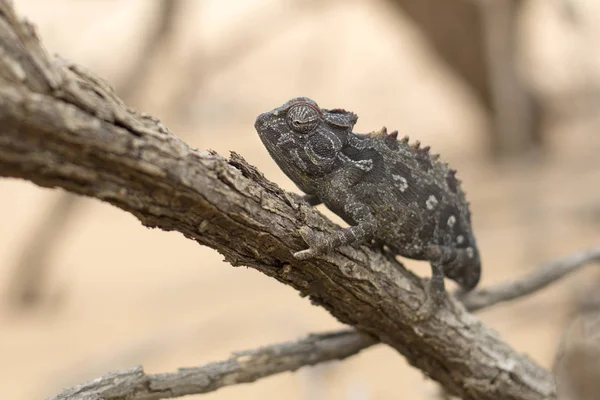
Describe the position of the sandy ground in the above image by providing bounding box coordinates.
[1,1,600,399]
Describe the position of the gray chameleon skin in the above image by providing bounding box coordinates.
[254,97,481,317]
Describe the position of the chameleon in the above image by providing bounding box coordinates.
[254,97,481,318]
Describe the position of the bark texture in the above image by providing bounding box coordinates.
[0,1,555,399]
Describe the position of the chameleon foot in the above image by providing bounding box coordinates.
[293,227,325,260]
[414,281,446,321]
[415,295,439,321]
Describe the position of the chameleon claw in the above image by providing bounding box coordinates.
[414,281,446,321]
[415,296,437,321]
[294,227,322,259]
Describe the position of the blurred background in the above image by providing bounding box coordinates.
[1,0,600,399]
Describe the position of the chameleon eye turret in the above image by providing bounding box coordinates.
[286,103,320,134]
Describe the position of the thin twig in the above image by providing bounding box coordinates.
[459,247,600,312]
[48,330,376,400]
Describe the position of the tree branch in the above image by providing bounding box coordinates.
[0,1,555,399]
[460,247,600,312]
[49,330,375,400]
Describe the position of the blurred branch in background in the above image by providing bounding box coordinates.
[555,0,579,24]
[5,0,183,310]
[6,192,79,307]
[387,0,543,160]
[165,0,328,122]
[114,0,182,102]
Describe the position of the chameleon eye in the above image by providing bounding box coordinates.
[286,103,319,134]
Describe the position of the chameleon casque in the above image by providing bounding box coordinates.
[254,97,481,317]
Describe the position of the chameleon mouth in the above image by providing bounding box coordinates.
[254,113,283,152]
[254,112,269,131]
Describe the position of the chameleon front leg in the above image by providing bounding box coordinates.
[293,200,377,260]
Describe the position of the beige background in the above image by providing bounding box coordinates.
[1,0,600,399]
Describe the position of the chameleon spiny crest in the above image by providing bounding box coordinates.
[254,97,481,318]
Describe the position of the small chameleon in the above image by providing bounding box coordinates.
[254,97,481,318]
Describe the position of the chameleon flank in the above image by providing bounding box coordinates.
[254,97,481,318]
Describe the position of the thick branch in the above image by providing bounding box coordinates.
[0,2,554,399]
[49,330,374,400]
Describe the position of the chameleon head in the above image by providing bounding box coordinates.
[255,97,358,183]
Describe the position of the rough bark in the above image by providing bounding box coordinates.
[0,1,555,399]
